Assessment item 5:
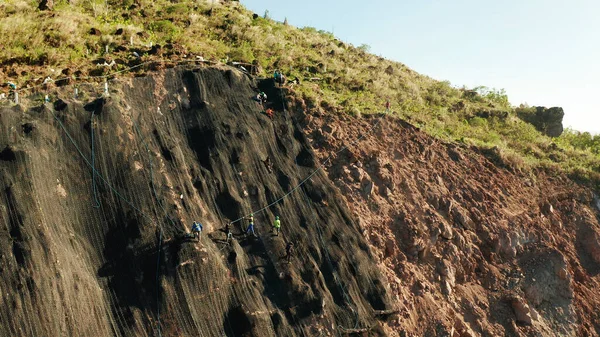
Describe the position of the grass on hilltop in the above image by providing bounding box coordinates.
[1,0,599,189]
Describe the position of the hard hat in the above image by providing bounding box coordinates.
[276,216,279,220]
[250,213,254,217]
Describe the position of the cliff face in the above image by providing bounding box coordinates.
[0,66,392,336]
[1,65,599,337]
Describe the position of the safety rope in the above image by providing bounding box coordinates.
[47,69,383,337]
[55,109,175,337]
[228,86,383,226]
[54,113,157,221]
[130,116,175,337]
[281,82,381,334]
[90,111,100,208]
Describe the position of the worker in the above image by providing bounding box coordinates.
[246,221,256,237]
[245,214,256,237]
[272,216,281,236]
[278,73,286,86]
[191,221,203,242]
[285,242,294,263]
[257,91,267,104]
[265,108,274,119]
[263,156,273,173]
[274,70,285,87]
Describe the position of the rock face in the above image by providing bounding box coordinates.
[517,106,565,137]
[0,67,392,336]
[299,104,600,336]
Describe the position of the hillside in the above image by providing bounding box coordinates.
[1,1,600,337]
[0,0,599,188]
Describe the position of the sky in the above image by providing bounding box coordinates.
[241,0,600,134]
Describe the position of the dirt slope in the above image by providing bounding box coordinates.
[0,66,393,336]
[296,106,600,336]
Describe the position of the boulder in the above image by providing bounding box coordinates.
[438,260,456,296]
[53,99,67,112]
[89,27,102,36]
[522,249,574,308]
[430,227,441,245]
[361,178,374,199]
[453,318,476,337]
[583,227,600,264]
[349,165,366,182]
[38,0,53,10]
[541,202,554,215]
[440,221,454,240]
[497,231,517,258]
[511,296,534,326]
[384,239,395,258]
[452,207,474,230]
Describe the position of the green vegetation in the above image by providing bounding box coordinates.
[0,0,598,188]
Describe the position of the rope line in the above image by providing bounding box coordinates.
[18,61,382,230]
[283,85,378,334]
[90,111,101,208]
[54,114,156,221]
[49,69,384,336]
[228,87,383,226]
[55,111,170,336]
[130,116,173,337]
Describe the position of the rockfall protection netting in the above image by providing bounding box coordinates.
[0,63,392,336]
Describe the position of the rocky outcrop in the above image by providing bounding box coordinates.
[517,106,565,137]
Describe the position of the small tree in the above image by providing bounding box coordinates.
[263,10,270,19]
[283,17,288,25]
[358,44,371,53]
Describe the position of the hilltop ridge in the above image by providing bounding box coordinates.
[0,0,599,188]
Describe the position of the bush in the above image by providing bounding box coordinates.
[165,4,189,15]
[229,41,255,63]
[148,20,180,37]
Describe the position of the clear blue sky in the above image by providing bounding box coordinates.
[242,0,600,133]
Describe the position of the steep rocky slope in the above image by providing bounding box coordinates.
[296,105,600,336]
[1,64,599,337]
[0,66,393,336]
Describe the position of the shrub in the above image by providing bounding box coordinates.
[148,20,180,37]
[229,41,255,63]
